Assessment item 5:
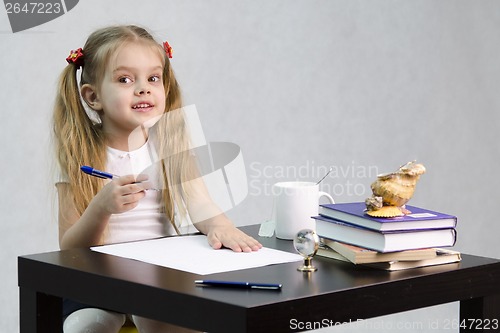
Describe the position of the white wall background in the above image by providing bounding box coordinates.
[1,0,499,331]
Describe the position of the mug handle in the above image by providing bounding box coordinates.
[319,191,334,204]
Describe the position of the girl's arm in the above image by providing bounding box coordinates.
[57,175,149,250]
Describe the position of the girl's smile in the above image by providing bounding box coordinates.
[132,102,155,112]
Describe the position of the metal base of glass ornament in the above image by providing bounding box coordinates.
[297,257,317,272]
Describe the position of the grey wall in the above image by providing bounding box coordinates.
[2,1,499,331]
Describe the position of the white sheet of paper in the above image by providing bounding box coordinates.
[91,235,303,275]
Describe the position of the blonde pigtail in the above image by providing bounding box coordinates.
[164,60,182,112]
[53,64,106,215]
[157,109,190,234]
[153,55,191,233]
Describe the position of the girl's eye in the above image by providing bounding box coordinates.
[118,77,132,84]
[149,75,161,83]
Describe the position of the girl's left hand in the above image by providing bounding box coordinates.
[206,225,262,252]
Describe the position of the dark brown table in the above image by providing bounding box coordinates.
[18,225,500,332]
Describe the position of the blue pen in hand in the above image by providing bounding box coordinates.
[80,166,118,179]
[80,166,160,191]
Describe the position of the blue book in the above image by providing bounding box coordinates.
[314,215,457,253]
[319,202,457,232]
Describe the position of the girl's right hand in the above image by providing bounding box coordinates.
[57,174,153,249]
[94,174,150,214]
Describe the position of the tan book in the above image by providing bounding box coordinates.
[364,249,462,271]
[323,239,437,264]
[316,246,351,262]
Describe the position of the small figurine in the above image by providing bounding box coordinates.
[365,161,426,217]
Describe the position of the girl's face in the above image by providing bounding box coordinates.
[97,42,166,142]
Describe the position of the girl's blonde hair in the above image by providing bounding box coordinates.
[53,25,189,234]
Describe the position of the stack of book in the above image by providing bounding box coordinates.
[314,202,460,270]
[317,240,461,271]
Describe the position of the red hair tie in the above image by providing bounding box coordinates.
[66,48,84,69]
[163,41,173,59]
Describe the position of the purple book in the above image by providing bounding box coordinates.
[319,202,457,232]
[314,215,457,253]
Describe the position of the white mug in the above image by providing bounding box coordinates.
[272,181,334,240]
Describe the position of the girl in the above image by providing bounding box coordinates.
[53,25,261,333]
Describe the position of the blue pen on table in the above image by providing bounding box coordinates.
[80,166,160,191]
[194,280,282,290]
